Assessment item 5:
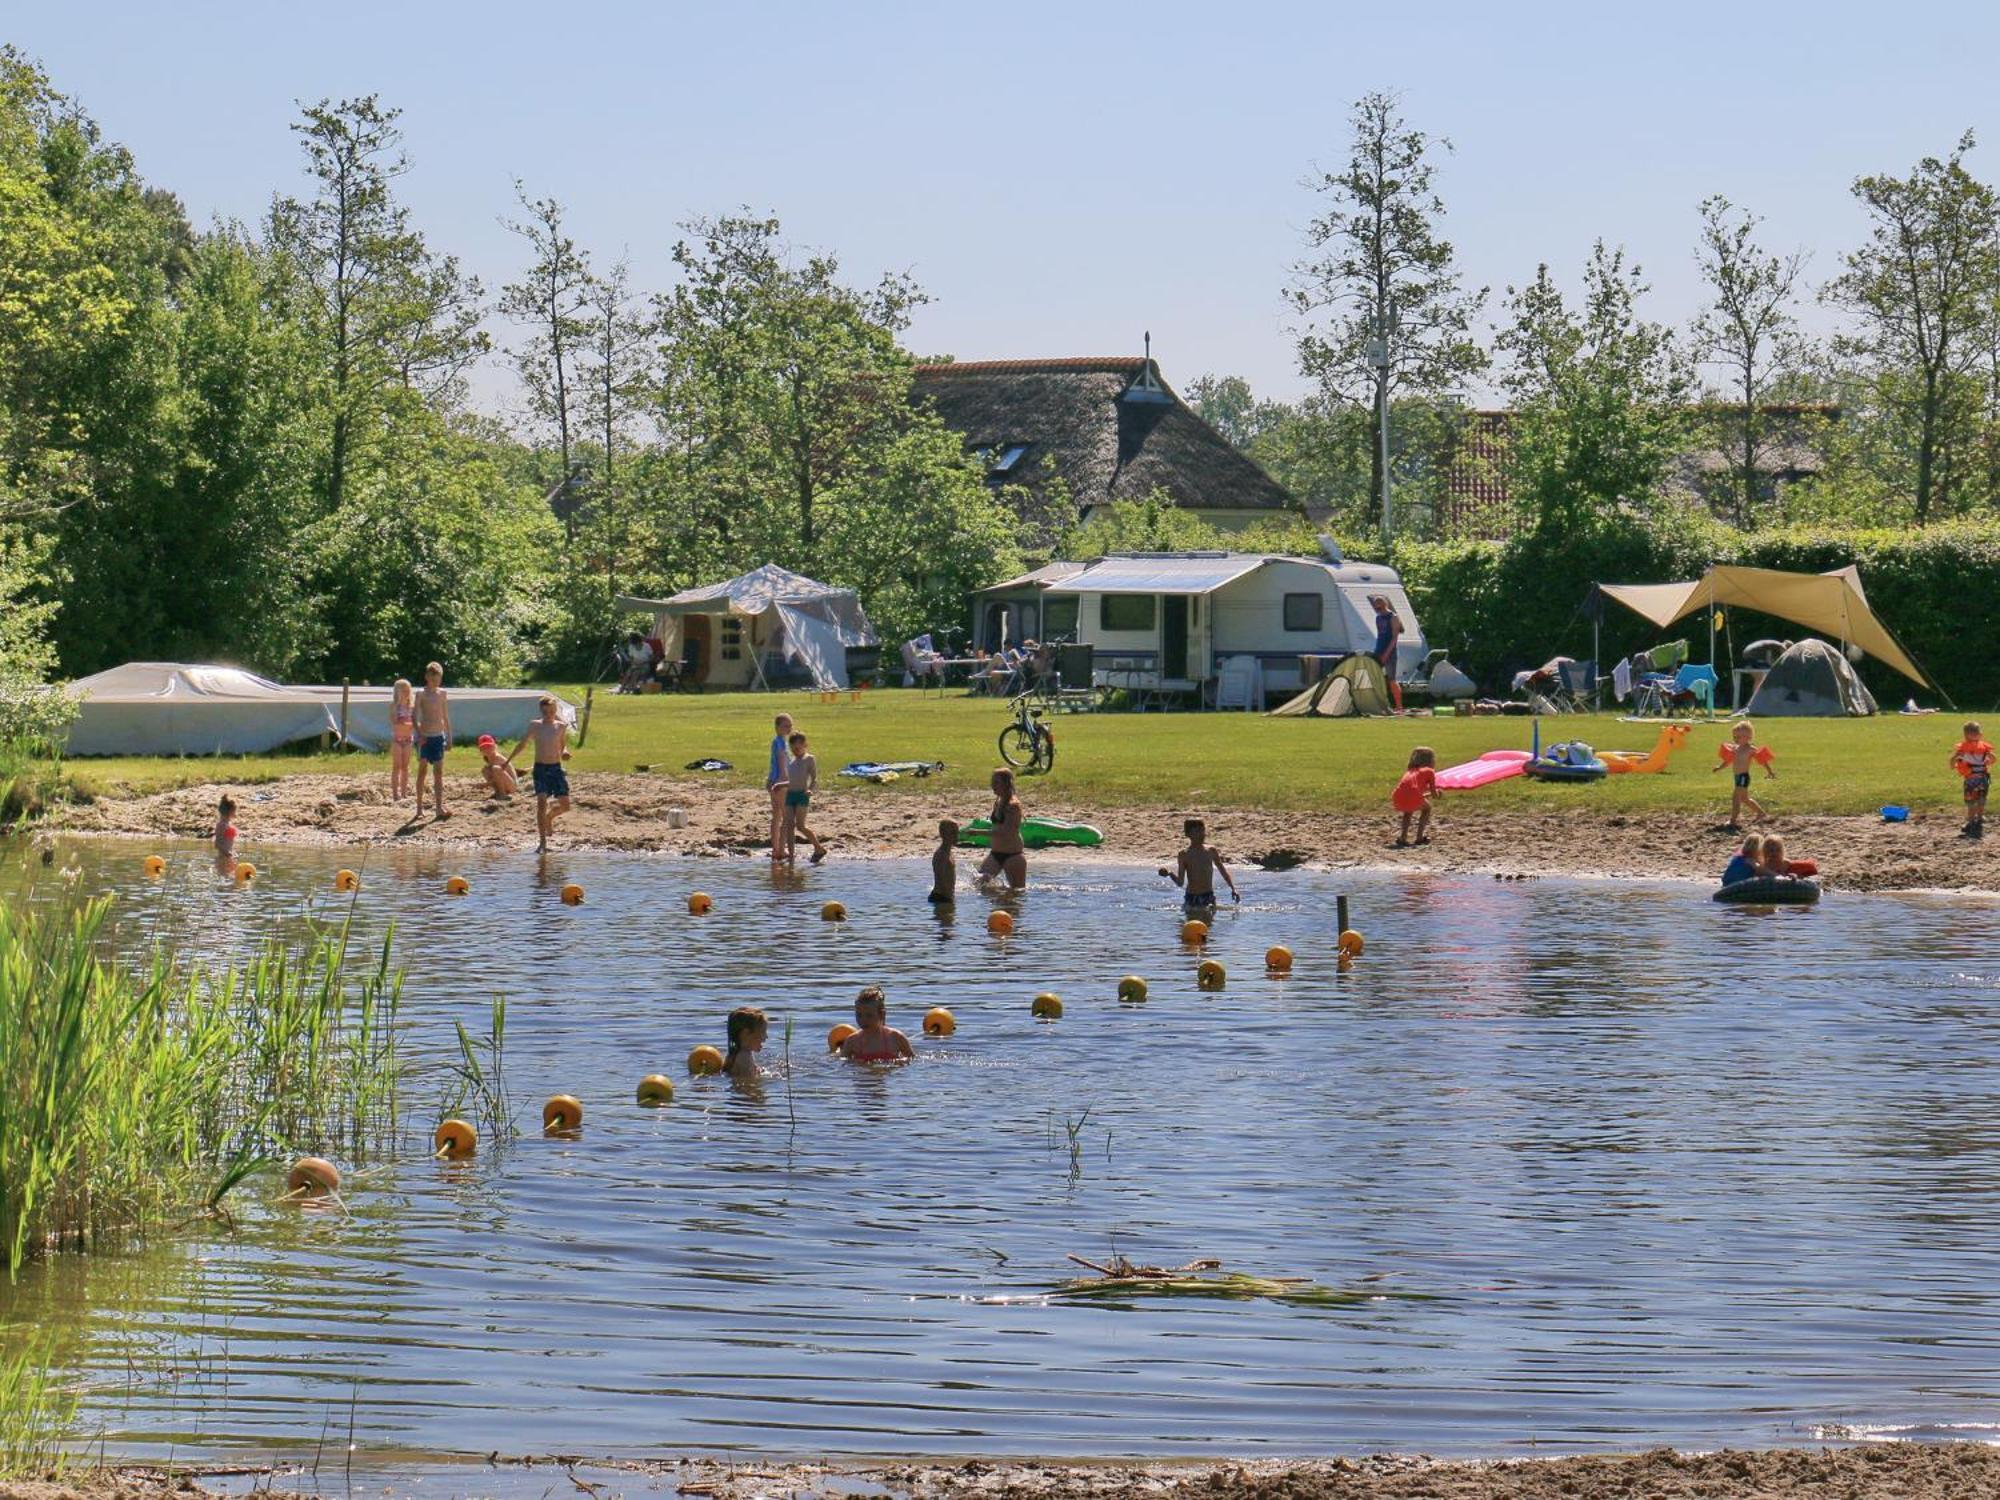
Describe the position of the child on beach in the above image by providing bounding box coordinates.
[213,795,238,861]
[782,731,828,864]
[1392,747,1439,847]
[837,985,913,1064]
[1159,817,1239,908]
[413,662,452,821]
[766,713,794,860]
[1952,721,1993,839]
[722,1006,768,1083]
[389,679,416,801]
[930,819,959,904]
[504,696,572,853]
[476,735,518,800]
[1712,722,1775,829]
[1720,833,1761,886]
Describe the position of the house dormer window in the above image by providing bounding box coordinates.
[988,443,1030,477]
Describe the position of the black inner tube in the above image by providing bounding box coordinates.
[1714,876,1821,905]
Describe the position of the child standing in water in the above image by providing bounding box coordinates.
[389,678,416,802]
[1159,817,1239,909]
[766,713,794,860]
[413,662,453,821]
[838,986,913,1064]
[1952,720,1993,839]
[930,819,959,904]
[782,731,828,864]
[1713,721,1775,829]
[213,795,238,861]
[722,1006,768,1083]
[1392,747,1439,847]
[504,696,572,853]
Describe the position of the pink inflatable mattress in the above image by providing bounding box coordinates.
[1434,749,1532,791]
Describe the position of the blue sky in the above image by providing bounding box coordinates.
[14,2,1997,413]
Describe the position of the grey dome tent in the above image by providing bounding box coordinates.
[1744,638,1878,717]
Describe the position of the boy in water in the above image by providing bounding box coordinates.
[838,985,914,1064]
[476,734,517,800]
[1712,721,1775,830]
[504,695,572,853]
[1159,817,1239,909]
[1952,720,1993,838]
[413,661,453,821]
[766,713,794,860]
[930,819,959,904]
[782,730,828,864]
[1720,833,1761,886]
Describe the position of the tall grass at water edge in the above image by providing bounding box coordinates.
[0,894,403,1278]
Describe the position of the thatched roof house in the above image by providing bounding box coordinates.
[912,357,1303,531]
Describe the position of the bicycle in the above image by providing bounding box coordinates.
[998,692,1056,774]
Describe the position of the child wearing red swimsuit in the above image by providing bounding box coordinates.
[1392,747,1439,847]
[837,985,914,1065]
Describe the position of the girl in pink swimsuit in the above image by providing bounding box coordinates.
[837,985,914,1065]
[389,678,416,802]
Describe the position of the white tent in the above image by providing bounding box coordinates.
[63,663,577,757]
[616,564,876,690]
[66,663,338,756]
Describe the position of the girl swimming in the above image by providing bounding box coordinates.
[723,1006,769,1082]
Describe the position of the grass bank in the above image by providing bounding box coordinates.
[57,688,1975,819]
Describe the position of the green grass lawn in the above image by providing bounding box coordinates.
[58,687,1972,819]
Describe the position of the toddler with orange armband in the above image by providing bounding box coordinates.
[1712,722,1775,829]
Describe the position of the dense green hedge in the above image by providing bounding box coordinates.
[1387,519,1996,709]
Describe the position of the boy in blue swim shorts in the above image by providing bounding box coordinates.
[413,661,453,820]
[505,695,572,853]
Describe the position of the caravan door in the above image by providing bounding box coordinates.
[1163,597,1190,680]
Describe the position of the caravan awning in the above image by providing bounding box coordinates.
[1048,555,1270,595]
[1596,564,1928,687]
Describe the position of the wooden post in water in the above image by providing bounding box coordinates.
[577,685,594,748]
[1336,894,1350,935]
[338,677,351,750]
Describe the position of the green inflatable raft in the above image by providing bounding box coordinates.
[959,816,1104,850]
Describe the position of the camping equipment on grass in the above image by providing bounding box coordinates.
[958,816,1104,849]
[839,760,945,783]
[1267,654,1391,718]
[616,564,876,691]
[1743,638,1878,717]
[1601,723,1693,773]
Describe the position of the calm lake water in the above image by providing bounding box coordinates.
[6,836,2000,1466]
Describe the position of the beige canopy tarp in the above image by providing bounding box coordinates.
[1596,564,1928,687]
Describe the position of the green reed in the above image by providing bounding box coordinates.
[0,895,404,1277]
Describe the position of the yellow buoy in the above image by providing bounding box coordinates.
[560,883,584,906]
[1197,958,1227,991]
[234,862,257,884]
[827,1022,859,1051]
[1338,928,1365,958]
[923,1006,956,1037]
[688,1044,725,1076]
[433,1119,477,1159]
[822,900,847,922]
[445,875,470,896]
[542,1094,583,1132]
[987,909,1015,936]
[286,1157,340,1196]
[1030,991,1063,1019]
[1117,975,1149,1003]
[1180,918,1208,945]
[688,891,713,915]
[143,854,166,876]
[636,1074,675,1106]
[334,868,360,892]
[1265,945,1294,973]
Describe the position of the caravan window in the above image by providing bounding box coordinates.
[1283,593,1324,632]
[1101,595,1156,632]
[1044,595,1080,641]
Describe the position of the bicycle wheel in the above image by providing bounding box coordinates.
[1034,730,1056,774]
[998,724,1037,769]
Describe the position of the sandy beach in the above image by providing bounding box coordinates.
[39,769,2000,896]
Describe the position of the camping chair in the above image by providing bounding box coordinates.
[1672,662,1718,714]
[1052,643,1097,712]
[1554,659,1597,712]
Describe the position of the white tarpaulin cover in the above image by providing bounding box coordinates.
[616,563,875,689]
[66,663,338,756]
[1597,564,1928,687]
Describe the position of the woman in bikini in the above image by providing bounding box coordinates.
[978,767,1028,890]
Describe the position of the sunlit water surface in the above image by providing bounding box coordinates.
[6,836,2000,1466]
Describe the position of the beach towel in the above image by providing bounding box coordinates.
[684,757,734,772]
[839,759,945,783]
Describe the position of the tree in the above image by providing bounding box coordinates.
[1289,91,1486,534]
[1184,374,1281,449]
[1496,242,1691,532]
[499,184,593,534]
[1692,196,1808,525]
[1824,131,2000,522]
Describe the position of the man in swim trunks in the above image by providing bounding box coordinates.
[977,767,1027,890]
[504,695,571,852]
[837,985,913,1064]
[413,661,453,820]
[1953,720,1993,838]
[1159,817,1238,908]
